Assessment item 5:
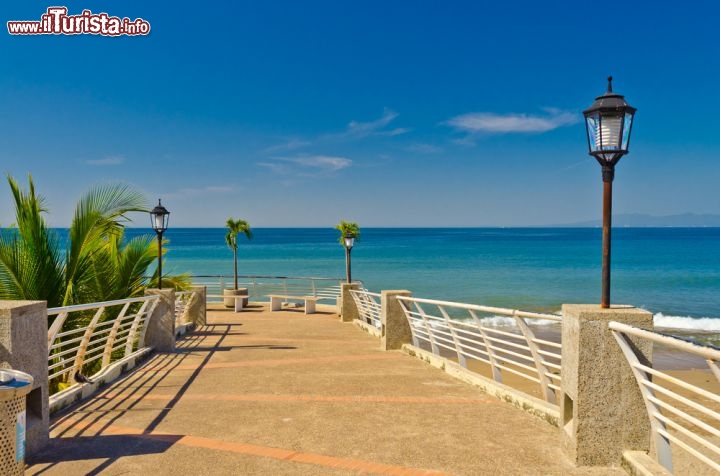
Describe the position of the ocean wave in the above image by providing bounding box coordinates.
[653,313,720,331]
[413,312,720,331]
[479,316,560,327]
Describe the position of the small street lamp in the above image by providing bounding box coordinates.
[150,199,170,289]
[343,234,355,283]
[583,76,637,308]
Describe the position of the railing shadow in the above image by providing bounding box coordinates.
[29,323,234,474]
[28,433,182,466]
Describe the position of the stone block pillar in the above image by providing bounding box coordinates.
[381,290,412,350]
[144,289,176,352]
[0,301,49,454]
[188,286,207,326]
[340,283,360,322]
[561,304,653,466]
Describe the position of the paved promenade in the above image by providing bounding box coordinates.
[28,304,624,475]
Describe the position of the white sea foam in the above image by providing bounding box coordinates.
[653,313,720,331]
[477,316,560,327]
[480,313,720,331]
[416,312,720,331]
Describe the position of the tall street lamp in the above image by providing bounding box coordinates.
[343,234,355,283]
[583,76,636,308]
[150,199,170,289]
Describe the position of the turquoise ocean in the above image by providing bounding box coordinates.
[126,227,720,330]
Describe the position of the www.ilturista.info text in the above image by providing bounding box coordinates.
[7,7,150,36]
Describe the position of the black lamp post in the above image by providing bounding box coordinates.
[343,234,355,283]
[150,199,170,289]
[583,76,636,308]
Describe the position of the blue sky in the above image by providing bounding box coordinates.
[2,1,719,227]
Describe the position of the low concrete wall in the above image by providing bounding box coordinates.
[402,344,559,427]
[353,319,382,338]
[622,451,673,476]
[48,347,152,415]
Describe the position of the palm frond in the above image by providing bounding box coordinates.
[335,220,360,245]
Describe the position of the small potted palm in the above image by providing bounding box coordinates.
[335,220,360,283]
[224,218,253,308]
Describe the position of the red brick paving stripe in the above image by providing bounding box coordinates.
[138,353,399,372]
[54,417,450,476]
[99,392,496,405]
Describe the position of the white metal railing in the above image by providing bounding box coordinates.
[175,290,197,324]
[350,289,382,329]
[396,296,562,405]
[47,295,160,391]
[610,321,720,474]
[192,275,345,302]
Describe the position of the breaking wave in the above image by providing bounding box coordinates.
[653,313,720,331]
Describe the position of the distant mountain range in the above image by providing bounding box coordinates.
[552,213,720,227]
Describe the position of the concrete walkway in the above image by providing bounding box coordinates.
[28,304,624,475]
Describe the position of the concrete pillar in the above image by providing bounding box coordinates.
[560,304,653,466]
[144,289,176,352]
[0,301,49,454]
[340,283,360,322]
[381,290,412,350]
[188,286,207,326]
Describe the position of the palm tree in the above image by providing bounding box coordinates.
[0,175,186,307]
[225,218,253,290]
[335,221,360,283]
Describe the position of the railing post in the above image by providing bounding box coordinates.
[340,283,360,322]
[73,306,106,378]
[417,304,439,355]
[0,301,49,454]
[144,289,176,352]
[611,327,673,472]
[515,315,556,404]
[469,310,503,383]
[560,304,653,466]
[439,306,466,368]
[101,302,131,368]
[381,290,412,350]
[126,299,155,356]
[188,286,207,326]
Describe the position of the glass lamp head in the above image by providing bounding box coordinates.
[583,76,636,166]
[150,199,170,233]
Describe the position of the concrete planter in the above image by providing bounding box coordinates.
[223,288,248,308]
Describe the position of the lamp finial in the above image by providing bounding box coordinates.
[607,76,613,93]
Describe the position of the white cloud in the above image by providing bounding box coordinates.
[85,155,125,166]
[259,109,410,157]
[379,127,411,137]
[323,108,410,141]
[446,109,579,134]
[346,108,398,136]
[281,155,352,171]
[260,154,353,176]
